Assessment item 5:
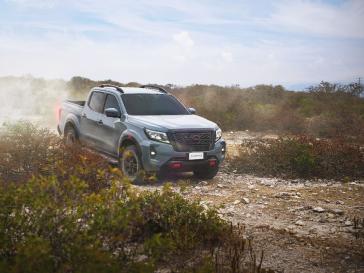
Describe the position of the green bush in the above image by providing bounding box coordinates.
[0,122,113,191]
[0,177,228,272]
[0,122,273,272]
[230,136,364,179]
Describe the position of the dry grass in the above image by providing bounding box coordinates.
[229,136,364,179]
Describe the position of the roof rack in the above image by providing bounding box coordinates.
[99,84,124,93]
[140,85,168,94]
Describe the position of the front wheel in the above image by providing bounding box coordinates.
[193,167,219,180]
[120,145,144,184]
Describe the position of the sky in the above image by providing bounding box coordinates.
[0,0,363,88]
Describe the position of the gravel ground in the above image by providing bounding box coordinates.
[133,132,364,273]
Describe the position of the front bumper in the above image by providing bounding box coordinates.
[140,139,226,172]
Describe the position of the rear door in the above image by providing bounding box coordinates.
[97,94,126,156]
[79,91,106,148]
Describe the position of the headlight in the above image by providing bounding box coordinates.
[215,128,222,142]
[145,128,170,144]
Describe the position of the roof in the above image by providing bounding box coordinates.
[120,87,164,94]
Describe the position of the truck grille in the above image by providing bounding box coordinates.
[169,131,214,152]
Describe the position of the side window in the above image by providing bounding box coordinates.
[104,94,121,113]
[88,92,106,113]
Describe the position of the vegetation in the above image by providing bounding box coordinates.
[0,122,274,273]
[230,136,364,179]
[1,75,363,140]
[66,77,364,141]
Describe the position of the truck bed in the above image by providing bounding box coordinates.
[66,100,85,106]
[58,100,86,135]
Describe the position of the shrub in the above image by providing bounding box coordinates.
[0,173,271,272]
[230,136,364,179]
[0,121,113,191]
[0,122,274,272]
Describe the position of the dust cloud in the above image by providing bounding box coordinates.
[0,76,70,129]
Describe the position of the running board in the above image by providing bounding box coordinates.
[84,147,119,166]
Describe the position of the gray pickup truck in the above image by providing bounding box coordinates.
[57,84,226,183]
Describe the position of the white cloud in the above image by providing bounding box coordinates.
[0,0,363,86]
[267,0,364,39]
[6,0,59,8]
[221,50,233,63]
[173,31,194,48]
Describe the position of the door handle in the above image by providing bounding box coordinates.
[97,120,103,125]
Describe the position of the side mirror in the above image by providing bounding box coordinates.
[188,107,196,114]
[105,108,121,118]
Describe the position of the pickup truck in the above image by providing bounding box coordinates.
[57,84,226,183]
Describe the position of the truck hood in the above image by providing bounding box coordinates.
[128,115,218,130]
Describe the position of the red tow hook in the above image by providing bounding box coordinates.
[208,159,217,167]
[169,162,182,169]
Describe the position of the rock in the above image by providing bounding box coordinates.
[233,200,240,205]
[217,184,224,189]
[313,207,325,213]
[274,192,300,199]
[295,220,305,226]
[260,180,275,187]
[241,197,250,204]
[336,200,344,205]
[331,209,344,215]
[327,213,335,218]
[199,201,209,210]
[344,220,353,226]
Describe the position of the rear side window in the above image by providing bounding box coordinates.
[104,94,121,113]
[88,92,106,113]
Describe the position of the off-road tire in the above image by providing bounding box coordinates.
[120,145,144,184]
[64,125,78,147]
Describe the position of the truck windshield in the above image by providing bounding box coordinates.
[121,94,190,115]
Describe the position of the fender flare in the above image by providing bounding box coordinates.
[118,130,143,158]
[63,115,80,137]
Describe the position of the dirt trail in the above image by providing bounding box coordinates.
[134,132,364,273]
[135,169,363,273]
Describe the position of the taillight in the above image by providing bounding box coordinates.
[55,104,61,123]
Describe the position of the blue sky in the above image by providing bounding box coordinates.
[0,0,363,89]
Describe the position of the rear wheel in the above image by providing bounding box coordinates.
[64,125,78,147]
[193,167,219,180]
[120,145,144,184]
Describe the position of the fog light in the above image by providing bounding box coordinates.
[150,146,157,157]
[221,142,226,154]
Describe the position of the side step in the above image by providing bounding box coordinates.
[84,147,119,166]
